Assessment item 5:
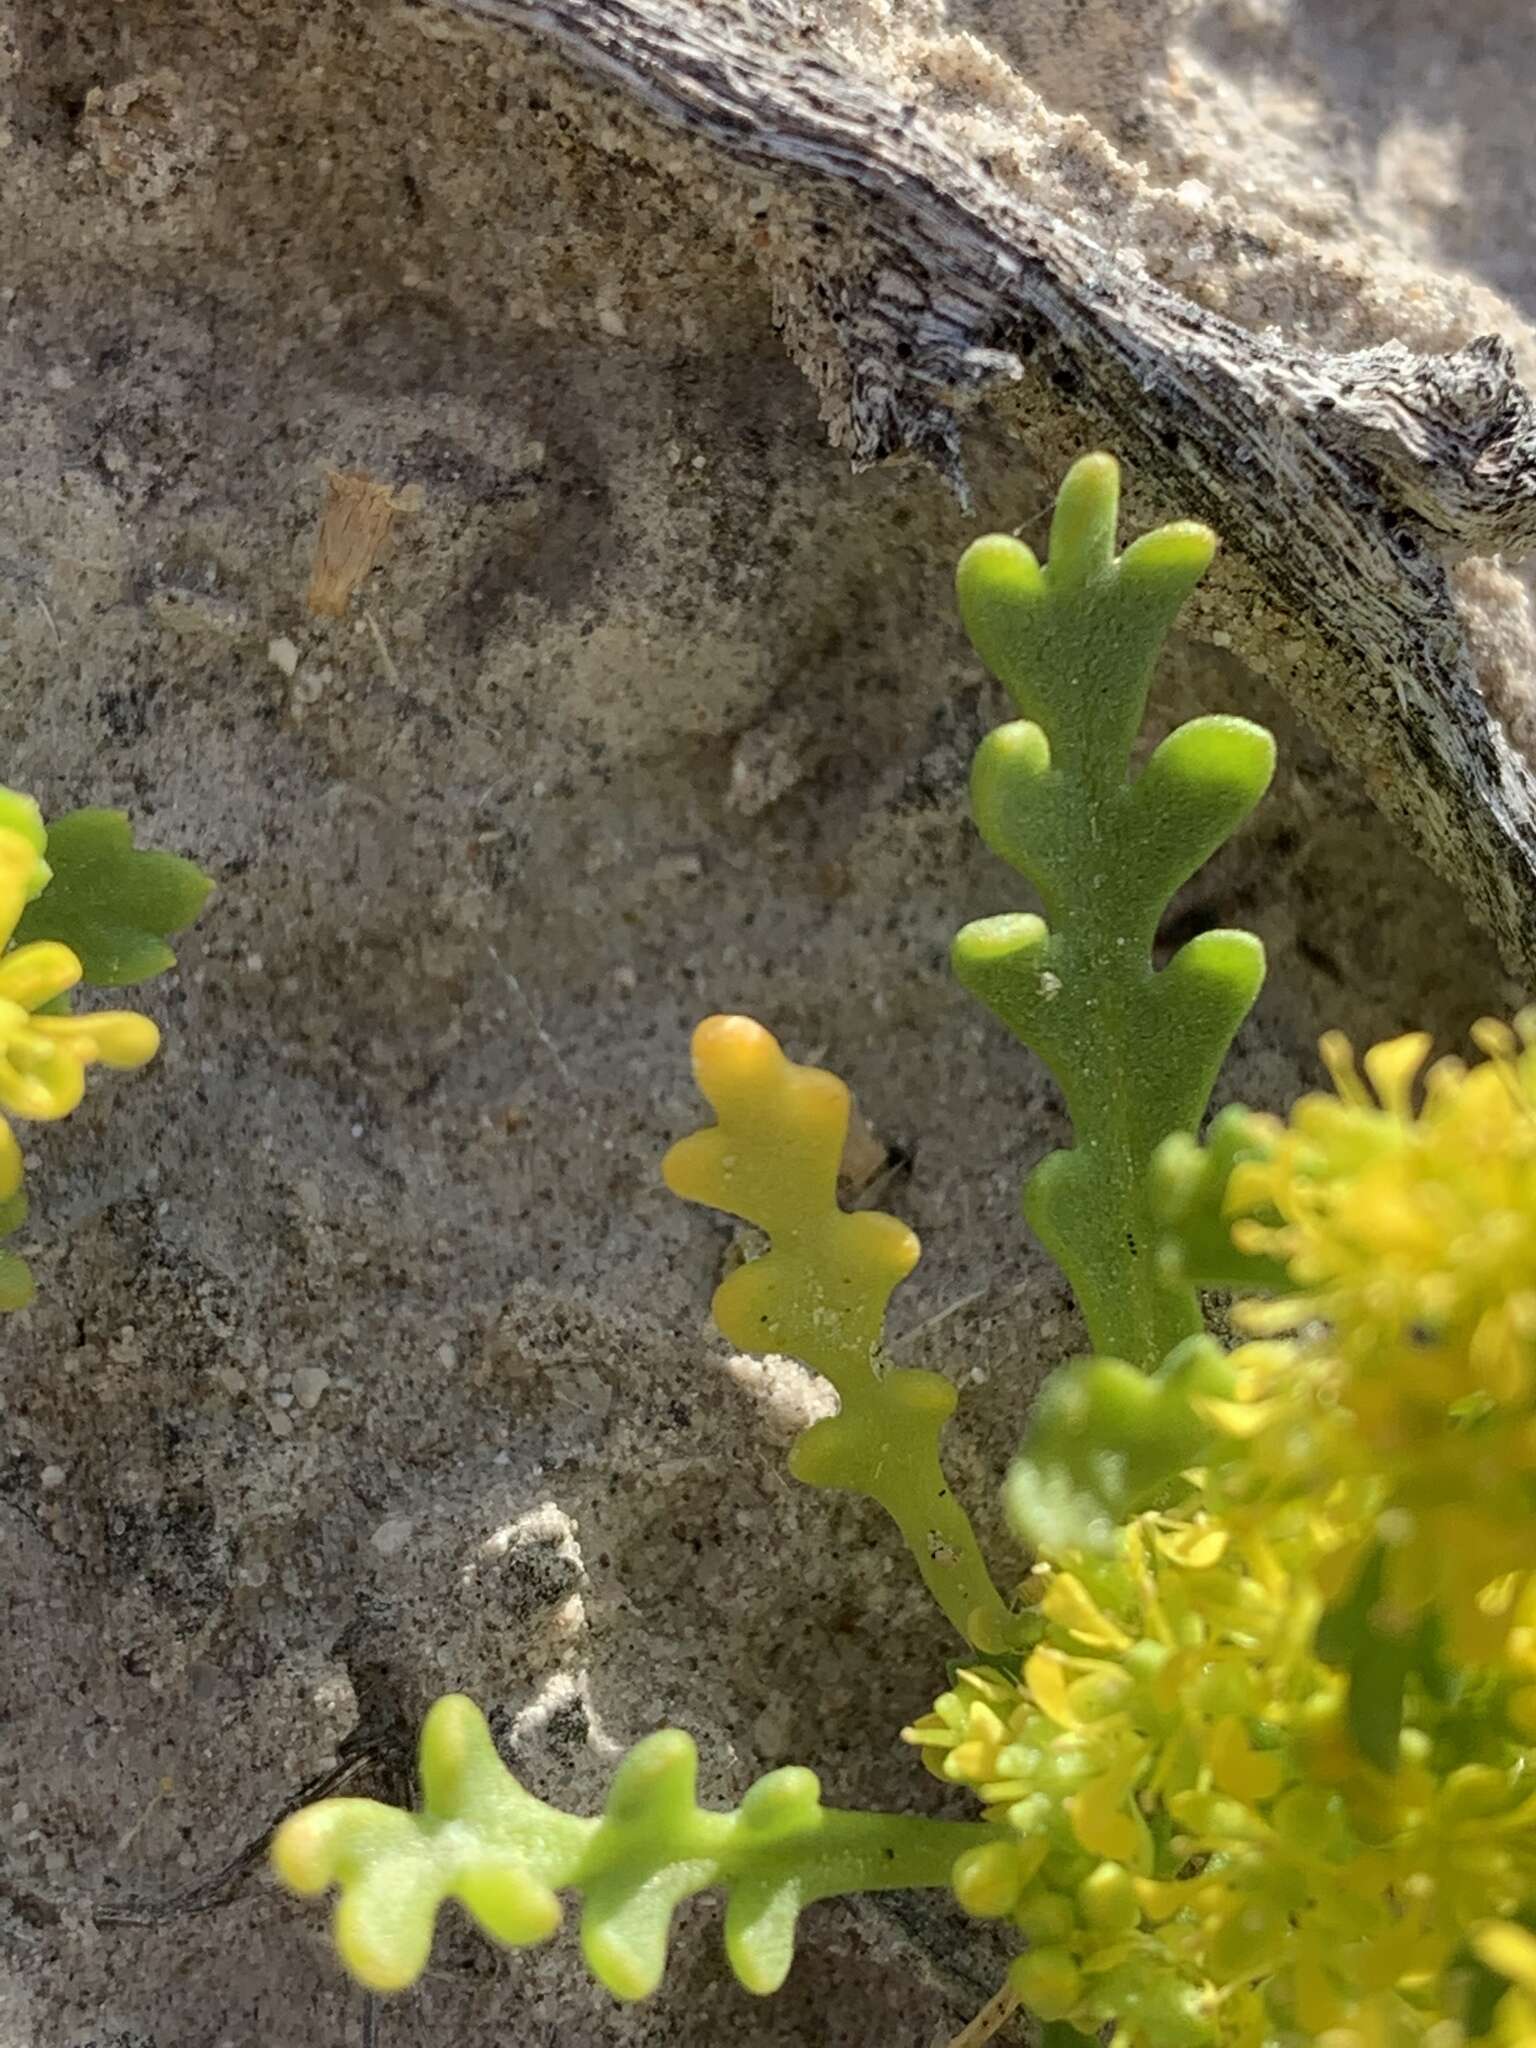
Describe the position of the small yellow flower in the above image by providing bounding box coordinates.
[0,787,51,900]
[0,827,159,1200]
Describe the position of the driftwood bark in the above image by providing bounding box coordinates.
[434,0,1536,976]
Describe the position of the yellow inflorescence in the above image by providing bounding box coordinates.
[909,1020,1536,2048]
[1221,1018,1536,1669]
[0,826,160,1202]
[907,1501,1536,2047]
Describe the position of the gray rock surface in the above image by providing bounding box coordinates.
[0,2,1526,2044]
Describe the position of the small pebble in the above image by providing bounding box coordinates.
[292,1366,330,1411]
[370,1515,414,1558]
[267,635,299,677]
[39,1465,65,1490]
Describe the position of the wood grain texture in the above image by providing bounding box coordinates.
[431,0,1536,973]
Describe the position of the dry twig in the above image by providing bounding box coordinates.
[432,0,1536,970]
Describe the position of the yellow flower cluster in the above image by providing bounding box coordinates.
[908,1500,1536,2048]
[1222,1020,1536,1672]
[0,824,159,1209]
[907,1021,1536,2048]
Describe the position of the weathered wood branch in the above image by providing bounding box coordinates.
[434,0,1536,974]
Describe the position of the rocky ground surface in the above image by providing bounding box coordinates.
[0,1,1530,2044]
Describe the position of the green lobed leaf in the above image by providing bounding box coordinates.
[0,1187,32,1312]
[663,1014,1020,1648]
[954,454,1275,1368]
[1151,1107,1290,1294]
[15,809,213,986]
[1005,1335,1236,1560]
[272,1694,1003,2000]
[0,1254,33,1311]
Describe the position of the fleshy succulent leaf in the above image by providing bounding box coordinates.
[1151,1107,1290,1293]
[15,809,213,986]
[1005,1335,1236,1559]
[0,1186,32,1311]
[954,454,1274,1366]
[663,1013,1019,1647]
[271,1694,1001,2000]
[272,1699,575,1993]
